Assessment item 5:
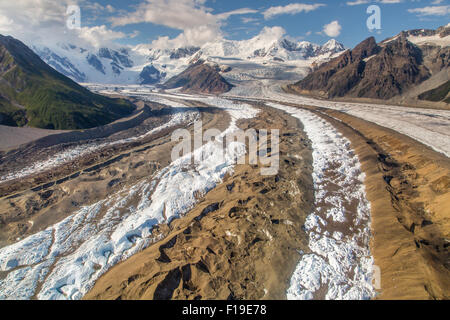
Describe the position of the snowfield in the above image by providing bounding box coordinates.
[0,94,258,300]
[267,103,375,300]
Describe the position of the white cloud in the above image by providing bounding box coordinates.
[323,20,342,37]
[110,0,258,50]
[0,16,14,33]
[408,5,450,16]
[0,0,129,49]
[151,25,223,49]
[241,17,259,24]
[111,0,216,29]
[78,25,126,47]
[263,3,325,19]
[82,2,116,15]
[0,0,72,45]
[378,0,402,3]
[110,0,256,29]
[257,26,287,41]
[347,0,402,5]
[216,8,258,20]
[346,0,370,6]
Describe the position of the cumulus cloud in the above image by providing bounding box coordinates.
[263,3,325,20]
[110,1,256,29]
[257,26,287,41]
[346,0,370,5]
[0,0,68,39]
[323,20,342,37]
[408,5,450,16]
[0,0,255,50]
[347,0,402,5]
[110,0,258,49]
[78,25,127,47]
[151,25,223,49]
[0,0,129,49]
[111,0,216,29]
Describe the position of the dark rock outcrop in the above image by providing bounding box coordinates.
[87,53,105,74]
[163,62,233,94]
[98,47,133,75]
[418,80,450,103]
[290,26,449,100]
[169,47,200,60]
[139,65,166,85]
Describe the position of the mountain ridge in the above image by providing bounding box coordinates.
[288,25,449,103]
[0,34,134,129]
[162,61,233,94]
[31,32,346,85]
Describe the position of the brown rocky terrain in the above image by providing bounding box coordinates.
[320,108,450,300]
[163,62,233,94]
[272,101,450,299]
[86,100,449,300]
[84,104,315,300]
[0,99,228,247]
[1,91,448,300]
[290,25,449,106]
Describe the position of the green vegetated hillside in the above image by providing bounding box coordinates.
[0,34,134,130]
[418,80,450,104]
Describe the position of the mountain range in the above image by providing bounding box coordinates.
[1,24,448,131]
[0,35,134,129]
[31,32,346,86]
[289,25,449,104]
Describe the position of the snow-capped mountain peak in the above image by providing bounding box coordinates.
[321,39,345,54]
[32,32,346,85]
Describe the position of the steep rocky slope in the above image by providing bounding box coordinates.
[419,80,450,104]
[289,26,449,103]
[31,29,345,85]
[0,34,134,129]
[163,62,233,94]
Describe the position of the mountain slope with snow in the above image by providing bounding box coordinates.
[31,29,346,85]
[290,24,450,102]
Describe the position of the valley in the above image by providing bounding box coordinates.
[0,20,448,301]
[0,83,449,299]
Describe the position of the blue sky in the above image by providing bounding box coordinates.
[86,0,449,48]
[0,1,448,49]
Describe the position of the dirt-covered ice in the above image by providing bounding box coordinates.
[228,84,450,158]
[0,94,258,300]
[267,102,375,300]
